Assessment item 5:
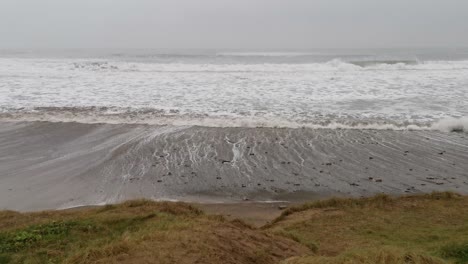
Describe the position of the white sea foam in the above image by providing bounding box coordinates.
[1,54,468,130]
[1,107,466,133]
[431,117,468,132]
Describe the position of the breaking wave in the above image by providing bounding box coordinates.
[0,107,466,133]
[1,53,468,135]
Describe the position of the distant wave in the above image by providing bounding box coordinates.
[216,51,325,57]
[347,59,420,67]
[60,59,468,73]
[2,57,468,74]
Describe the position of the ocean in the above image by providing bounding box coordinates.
[1,48,467,130]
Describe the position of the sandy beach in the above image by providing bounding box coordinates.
[1,121,467,212]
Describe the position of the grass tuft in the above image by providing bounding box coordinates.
[273,229,319,253]
[282,247,446,264]
[270,192,462,226]
[439,242,468,264]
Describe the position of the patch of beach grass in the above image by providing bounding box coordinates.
[269,192,468,263]
[440,242,468,264]
[0,200,306,264]
[281,247,446,264]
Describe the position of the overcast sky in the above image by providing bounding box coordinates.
[1,0,467,49]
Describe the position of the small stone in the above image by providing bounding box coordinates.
[369,157,374,160]
[278,205,288,210]
[350,183,360,186]
[375,179,383,182]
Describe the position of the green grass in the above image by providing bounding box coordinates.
[0,201,206,263]
[440,242,468,264]
[0,221,98,253]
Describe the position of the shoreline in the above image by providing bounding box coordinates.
[0,114,467,133]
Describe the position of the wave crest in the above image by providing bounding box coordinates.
[0,107,466,133]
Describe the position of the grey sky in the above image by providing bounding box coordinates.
[1,0,467,49]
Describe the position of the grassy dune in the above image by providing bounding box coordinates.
[1,192,468,264]
[272,192,468,264]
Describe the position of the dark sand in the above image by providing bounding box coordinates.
[196,202,291,227]
[1,121,467,211]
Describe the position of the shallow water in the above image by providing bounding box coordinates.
[1,121,467,211]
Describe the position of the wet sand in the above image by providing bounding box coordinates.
[196,202,291,227]
[0,121,467,211]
